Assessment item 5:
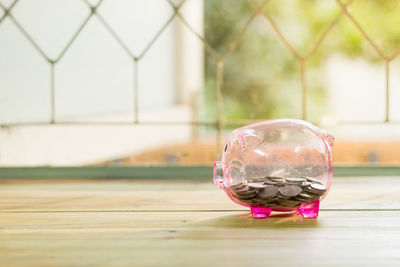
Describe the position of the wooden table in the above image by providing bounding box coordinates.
[1,177,400,266]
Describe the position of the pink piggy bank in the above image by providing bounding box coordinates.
[214,119,334,219]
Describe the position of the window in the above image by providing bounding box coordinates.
[1,0,400,166]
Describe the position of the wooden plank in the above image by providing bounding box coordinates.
[0,166,213,179]
[0,179,241,211]
[1,177,400,211]
[1,166,400,179]
[1,211,400,266]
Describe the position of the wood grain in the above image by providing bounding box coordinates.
[1,177,400,266]
[1,177,400,211]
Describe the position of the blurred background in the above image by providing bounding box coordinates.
[1,0,400,167]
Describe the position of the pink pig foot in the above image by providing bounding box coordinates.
[298,200,320,219]
[250,206,272,219]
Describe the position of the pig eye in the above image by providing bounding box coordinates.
[224,144,228,152]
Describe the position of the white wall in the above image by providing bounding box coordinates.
[322,54,400,141]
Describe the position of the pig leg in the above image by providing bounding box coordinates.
[298,200,320,219]
[250,206,272,219]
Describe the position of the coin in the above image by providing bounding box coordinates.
[231,191,257,200]
[304,183,326,195]
[240,198,257,205]
[264,176,286,185]
[258,185,279,199]
[247,182,266,189]
[269,177,284,182]
[277,192,291,199]
[279,185,302,197]
[293,193,314,202]
[256,198,276,206]
[311,183,327,191]
[304,177,322,184]
[229,186,257,199]
[248,177,265,183]
[231,182,247,189]
[264,180,285,186]
[231,186,250,194]
[285,177,306,185]
[304,188,325,197]
[279,199,301,208]
[232,188,257,196]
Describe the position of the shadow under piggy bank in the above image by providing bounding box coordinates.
[195,211,321,229]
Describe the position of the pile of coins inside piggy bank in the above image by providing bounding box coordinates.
[229,176,327,209]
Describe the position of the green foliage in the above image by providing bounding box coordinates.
[204,0,400,123]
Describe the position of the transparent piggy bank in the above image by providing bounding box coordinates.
[213,119,334,219]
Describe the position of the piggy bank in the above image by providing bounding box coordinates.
[213,119,334,219]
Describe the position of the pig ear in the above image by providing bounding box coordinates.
[321,130,334,148]
[235,128,261,151]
